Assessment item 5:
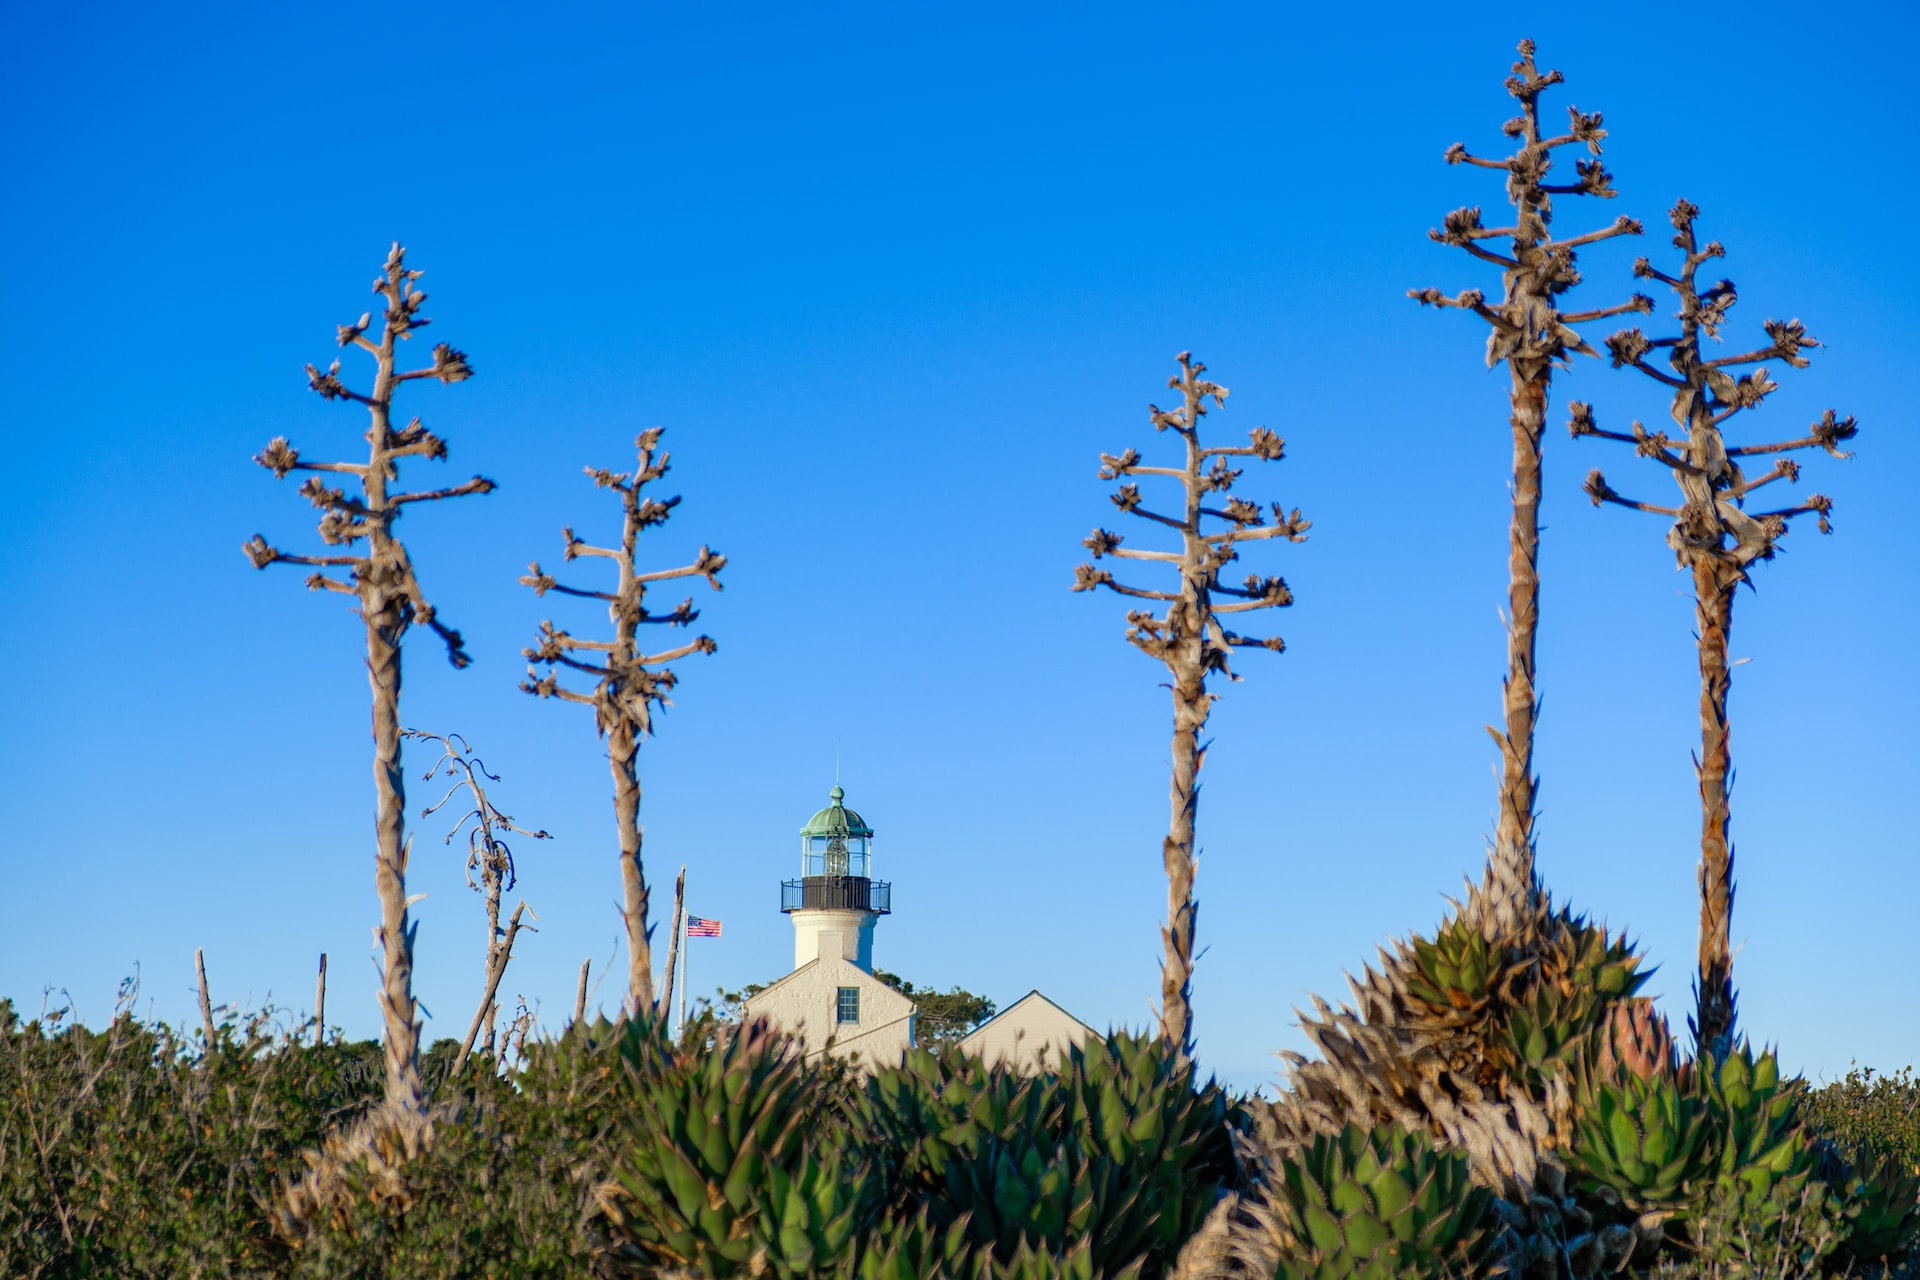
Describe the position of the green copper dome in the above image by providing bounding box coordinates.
[800,785,873,838]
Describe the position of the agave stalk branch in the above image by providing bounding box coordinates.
[1409,40,1651,926]
[195,948,216,1045]
[1571,199,1853,1059]
[453,900,536,1074]
[243,244,493,1115]
[521,428,725,1018]
[1073,352,1308,1067]
[661,864,687,1033]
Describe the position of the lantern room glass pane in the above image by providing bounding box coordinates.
[803,835,870,878]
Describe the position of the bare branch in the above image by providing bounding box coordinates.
[518,563,616,601]
[1582,469,1680,515]
[391,476,497,505]
[1545,215,1643,251]
[305,573,356,594]
[640,637,716,665]
[1731,459,1799,497]
[1562,295,1655,324]
[1725,410,1857,460]
[519,671,595,705]
[1750,493,1834,534]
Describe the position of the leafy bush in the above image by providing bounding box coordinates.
[1802,1066,1920,1178]
[0,992,383,1279]
[1647,1176,1847,1280]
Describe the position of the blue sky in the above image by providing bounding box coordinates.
[2,1,1914,1092]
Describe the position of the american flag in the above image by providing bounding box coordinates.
[686,916,722,938]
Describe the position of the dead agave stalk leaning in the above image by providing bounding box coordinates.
[1409,38,1650,928]
[403,728,550,1069]
[1572,198,1853,1061]
[244,242,493,1116]
[1073,351,1307,1067]
[521,428,724,1018]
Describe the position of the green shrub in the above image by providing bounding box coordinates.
[1648,1175,1846,1280]
[0,993,383,1279]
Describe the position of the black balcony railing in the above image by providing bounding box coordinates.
[781,875,892,914]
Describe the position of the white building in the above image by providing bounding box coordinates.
[957,990,1097,1073]
[743,786,1099,1070]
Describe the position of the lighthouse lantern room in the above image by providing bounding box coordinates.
[781,785,891,971]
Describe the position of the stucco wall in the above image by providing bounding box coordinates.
[957,991,1095,1073]
[743,955,915,1068]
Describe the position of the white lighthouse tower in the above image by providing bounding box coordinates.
[746,785,913,1064]
[781,785,891,970]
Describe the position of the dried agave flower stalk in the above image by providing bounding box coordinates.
[521,428,724,1017]
[244,243,493,1115]
[1572,199,1853,1061]
[1410,39,1651,926]
[1073,351,1308,1066]
[1238,46,1662,1213]
[403,728,551,1067]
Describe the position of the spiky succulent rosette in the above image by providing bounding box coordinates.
[1150,868,1656,1280]
[1259,860,1649,1201]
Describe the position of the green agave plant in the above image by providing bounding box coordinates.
[981,1237,1145,1280]
[1704,1047,1812,1212]
[856,1044,1030,1217]
[1567,1061,1717,1214]
[599,1016,871,1279]
[1492,982,1602,1092]
[854,1033,1233,1279]
[1489,922,1647,1080]
[1269,1122,1496,1280]
[1548,922,1643,1003]
[1065,1033,1238,1274]
[858,1206,980,1280]
[1406,918,1505,1019]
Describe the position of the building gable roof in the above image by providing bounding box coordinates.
[957,989,1096,1048]
[741,956,913,1015]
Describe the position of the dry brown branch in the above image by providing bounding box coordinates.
[194,948,216,1044]
[1409,40,1652,929]
[521,427,724,1018]
[243,244,495,1117]
[1073,352,1307,1069]
[661,865,687,1032]
[404,728,550,1060]
[1571,200,1854,1060]
[574,958,591,1025]
[453,900,536,1073]
[314,954,327,1047]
